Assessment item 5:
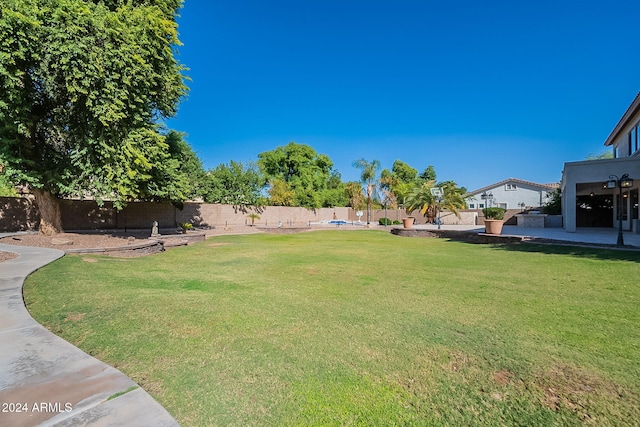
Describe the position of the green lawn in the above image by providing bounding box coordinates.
[24,230,640,426]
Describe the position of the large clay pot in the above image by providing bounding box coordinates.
[402,218,414,229]
[484,219,504,235]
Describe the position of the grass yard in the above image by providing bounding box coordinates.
[24,230,640,426]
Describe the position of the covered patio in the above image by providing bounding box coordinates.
[561,157,640,234]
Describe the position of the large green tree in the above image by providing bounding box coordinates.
[0,0,188,234]
[258,142,336,209]
[203,161,265,212]
[380,159,421,208]
[164,131,208,202]
[419,165,437,182]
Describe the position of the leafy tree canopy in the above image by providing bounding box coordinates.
[380,160,423,207]
[344,181,366,210]
[391,160,418,183]
[258,142,336,208]
[0,0,188,233]
[585,150,614,160]
[267,178,295,207]
[0,171,17,196]
[203,161,265,212]
[420,165,437,182]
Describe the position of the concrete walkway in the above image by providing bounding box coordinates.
[410,224,640,248]
[0,243,179,426]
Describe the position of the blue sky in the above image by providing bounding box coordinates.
[166,0,640,191]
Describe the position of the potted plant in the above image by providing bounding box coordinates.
[402,217,415,229]
[483,207,506,235]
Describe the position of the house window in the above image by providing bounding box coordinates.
[479,203,485,208]
[469,203,475,209]
[505,184,517,191]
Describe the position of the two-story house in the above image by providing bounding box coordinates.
[465,178,558,210]
[561,92,640,232]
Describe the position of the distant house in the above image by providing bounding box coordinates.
[561,93,640,232]
[465,178,558,210]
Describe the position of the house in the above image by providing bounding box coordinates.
[465,178,558,210]
[561,92,640,233]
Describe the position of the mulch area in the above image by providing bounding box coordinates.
[0,227,260,259]
[0,251,18,263]
[0,231,153,250]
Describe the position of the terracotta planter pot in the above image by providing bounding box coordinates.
[402,218,414,229]
[484,219,504,235]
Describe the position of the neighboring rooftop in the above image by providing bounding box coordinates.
[466,178,559,196]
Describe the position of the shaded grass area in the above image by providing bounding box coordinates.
[24,231,640,426]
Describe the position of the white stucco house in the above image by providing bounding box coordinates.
[465,178,558,210]
[561,92,640,233]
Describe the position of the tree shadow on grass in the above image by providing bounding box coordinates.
[487,241,640,264]
[391,228,640,264]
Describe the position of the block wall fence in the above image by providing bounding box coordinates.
[1,197,507,232]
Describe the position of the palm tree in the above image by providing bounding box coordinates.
[405,181,465,224]
[352,158,381,224]
[247,213,260,226]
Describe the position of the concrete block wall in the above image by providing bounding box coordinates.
[0,197,39,231]
[3,197,513,231]
[0,197,353,231]
[354,208,479,225]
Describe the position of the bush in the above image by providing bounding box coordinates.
[392,220,402,225]
[378,218,392,226]
[482,207,506,220]
[543,187,561,215]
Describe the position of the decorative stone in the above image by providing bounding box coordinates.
[51,237,73,245]
[150,221,160,238]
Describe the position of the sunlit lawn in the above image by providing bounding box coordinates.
[24,230,640,426]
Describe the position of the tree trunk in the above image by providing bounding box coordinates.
[33,189,63,236]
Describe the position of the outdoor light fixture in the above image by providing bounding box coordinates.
[608,173,633,246]
[480,191,493,208]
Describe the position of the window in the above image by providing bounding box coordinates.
[469,203,475,209]
[479,203,485,208]
[626,121,639,155]
[505,183,517,191]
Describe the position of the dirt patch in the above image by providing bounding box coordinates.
[493,369,512,386]
[533,363,636,421]
[64,312,86,322]
[0,251,18,263]
[207,242,230,247]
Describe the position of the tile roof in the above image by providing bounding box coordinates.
[465,178,559,197]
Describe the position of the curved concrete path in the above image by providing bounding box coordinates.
[0,243,179,426]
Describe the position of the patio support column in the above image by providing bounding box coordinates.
[564,183,577,232]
